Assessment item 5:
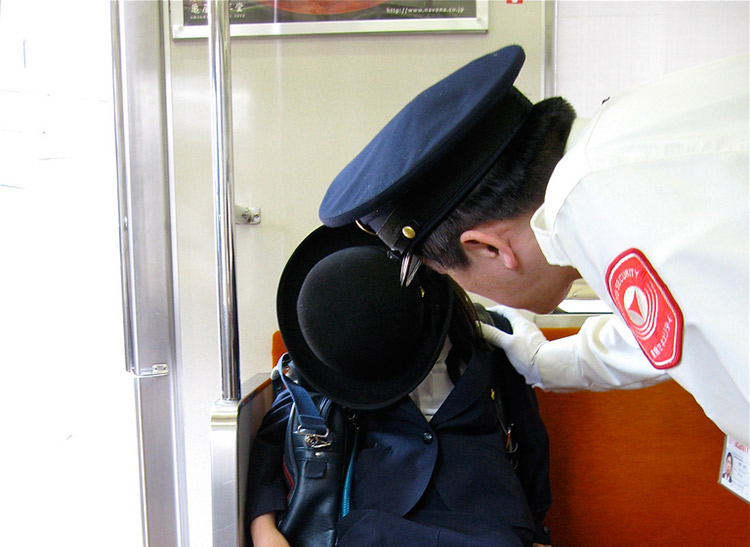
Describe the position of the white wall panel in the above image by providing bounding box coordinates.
[553,0,749,116]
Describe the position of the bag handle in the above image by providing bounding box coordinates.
[273,355,329,438]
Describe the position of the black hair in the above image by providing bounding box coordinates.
[417,97,576,270]
[446,277,489,361]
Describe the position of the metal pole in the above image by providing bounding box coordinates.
[543,0,558,99]
[207,0,240,401]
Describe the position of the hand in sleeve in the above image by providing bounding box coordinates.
[481,305,670,391]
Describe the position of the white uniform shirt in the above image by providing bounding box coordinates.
[529,54,749,443]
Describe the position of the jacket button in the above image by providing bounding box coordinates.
[422,432,434,444]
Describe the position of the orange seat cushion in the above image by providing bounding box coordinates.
[538,327,749,545]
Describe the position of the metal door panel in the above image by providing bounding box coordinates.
[112,1,187,545]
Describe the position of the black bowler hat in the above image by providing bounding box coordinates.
[319,45,531,285]
[276,224,453,410]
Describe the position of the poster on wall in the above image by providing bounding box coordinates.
[170,0,488,39]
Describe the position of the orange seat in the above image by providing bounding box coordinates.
[272,329,287,367]
[538,327,749,545]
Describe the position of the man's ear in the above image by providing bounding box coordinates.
[459,228,518,270]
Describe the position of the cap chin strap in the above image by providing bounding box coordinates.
[354,219,377,236]
[400,252,422,287]
[354,218,421,286]
[366,208,422,286]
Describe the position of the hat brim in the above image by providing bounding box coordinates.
[277,224,453,410]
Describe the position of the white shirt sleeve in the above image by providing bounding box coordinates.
[534,315,671,391]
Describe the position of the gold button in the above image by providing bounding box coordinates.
[402,226,416,239]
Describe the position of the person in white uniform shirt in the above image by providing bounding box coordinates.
[318,46,749,445]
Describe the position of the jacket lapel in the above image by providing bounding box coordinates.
[429,349,491,427]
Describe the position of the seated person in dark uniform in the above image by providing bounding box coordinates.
[246,225,552,547]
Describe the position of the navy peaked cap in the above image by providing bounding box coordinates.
[319,45,532,281]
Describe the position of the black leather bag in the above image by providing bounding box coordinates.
[273,356,355,547]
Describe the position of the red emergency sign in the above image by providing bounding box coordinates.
[606,248,684,369]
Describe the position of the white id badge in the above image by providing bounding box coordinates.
[718,435,749,502]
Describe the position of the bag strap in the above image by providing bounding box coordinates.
[474,304,519,468]
[273,355,329,439]
[339,425,358,519]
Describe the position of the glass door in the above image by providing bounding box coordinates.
[0,1,143,545]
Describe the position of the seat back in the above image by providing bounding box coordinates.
[238,374,274,546]
[538,327,749,545]
[210,373,274,547]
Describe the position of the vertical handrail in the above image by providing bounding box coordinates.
[111,0,137,374]
[208,0,241,401]
[543,0,558,99]
[207,3,244,544]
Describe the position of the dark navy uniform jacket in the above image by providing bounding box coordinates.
[246,341,552,546]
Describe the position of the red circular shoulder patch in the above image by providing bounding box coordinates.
[605,249,684,369]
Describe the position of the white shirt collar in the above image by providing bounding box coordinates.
[409,337,454,420]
